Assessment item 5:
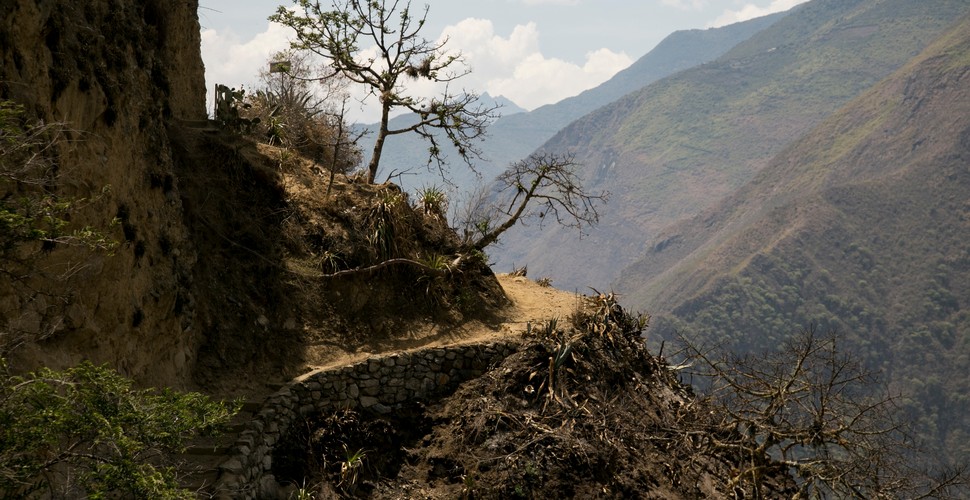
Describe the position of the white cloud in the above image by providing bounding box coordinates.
[201,22,291,113]
[708,0,807,28]
[442,18,540,74]
[660,0,708,10]
[200,16,633,123]
[436,19,633,112]
[521,0,580,5]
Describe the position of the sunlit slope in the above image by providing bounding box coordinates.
[493,0,970,290]
[620,14,970,461]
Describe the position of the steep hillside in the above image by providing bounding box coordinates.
[3,2,965,496]
[493,0,970,290]
[0,1,508,393]
[618,14,970,461]
[269,299,796,499]
[362,12,787,192]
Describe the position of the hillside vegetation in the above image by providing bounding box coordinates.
[618,13,970,463]
[0,0,509,392]
[494,0,970,290]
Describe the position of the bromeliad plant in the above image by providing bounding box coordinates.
[573,288,649,341]
[318,250,345,274]
[339,445,366,494]
[367,189,405,262]
[416,185,447,218]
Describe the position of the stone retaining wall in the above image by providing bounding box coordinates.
[213,341,520,498]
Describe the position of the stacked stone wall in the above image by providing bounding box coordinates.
[214,341,519,498]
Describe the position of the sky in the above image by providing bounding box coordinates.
[199,0,808,122]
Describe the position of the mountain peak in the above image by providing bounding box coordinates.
[480,92,526,116]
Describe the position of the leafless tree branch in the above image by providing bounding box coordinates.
[466,152,608,251]
[674,326,969,499]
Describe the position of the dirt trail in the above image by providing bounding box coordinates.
[303,274,582,372]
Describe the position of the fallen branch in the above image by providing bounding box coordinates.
[320,257,451,279]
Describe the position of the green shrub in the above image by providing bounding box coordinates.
[0,360,237,498]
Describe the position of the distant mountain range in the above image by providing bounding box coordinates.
[620,12,970,462]
[491,0,970,291]
[359,11,787,192]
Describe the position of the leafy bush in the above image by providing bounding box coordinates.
[0,360,237,498]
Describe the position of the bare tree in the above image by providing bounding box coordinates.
[256,49,332,121]
[466,152,608,251]
[271,0,498,183]
[675,327,968,499]
[243,50,363,177]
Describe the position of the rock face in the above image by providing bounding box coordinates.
[0,0,206,387]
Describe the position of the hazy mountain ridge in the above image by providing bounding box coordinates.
[491,0,970,290]
[482,92,526,116]
[362,12,788,191]
[618,14,970,460]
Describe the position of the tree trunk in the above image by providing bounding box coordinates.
[367,101,391,183]
[472,175,543,250]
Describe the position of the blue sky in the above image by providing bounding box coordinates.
[199,0,807,121]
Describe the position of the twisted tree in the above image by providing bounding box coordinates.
[271,0,497,183]
[462,152,608,251]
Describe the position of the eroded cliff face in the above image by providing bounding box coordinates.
[1,0,206,387]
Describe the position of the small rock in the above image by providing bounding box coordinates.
[220,458,244,474]
[259,474,281,498]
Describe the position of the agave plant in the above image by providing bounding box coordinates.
[416,185,447,217]
[367,190,404,261]
[575,288,650,340]
[339,445,366,493]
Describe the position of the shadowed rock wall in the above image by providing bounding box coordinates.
[0,1,207,387]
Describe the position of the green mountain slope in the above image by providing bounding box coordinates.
[362,12,787,191]
[493,0,970,290]
[618,14,970,461]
